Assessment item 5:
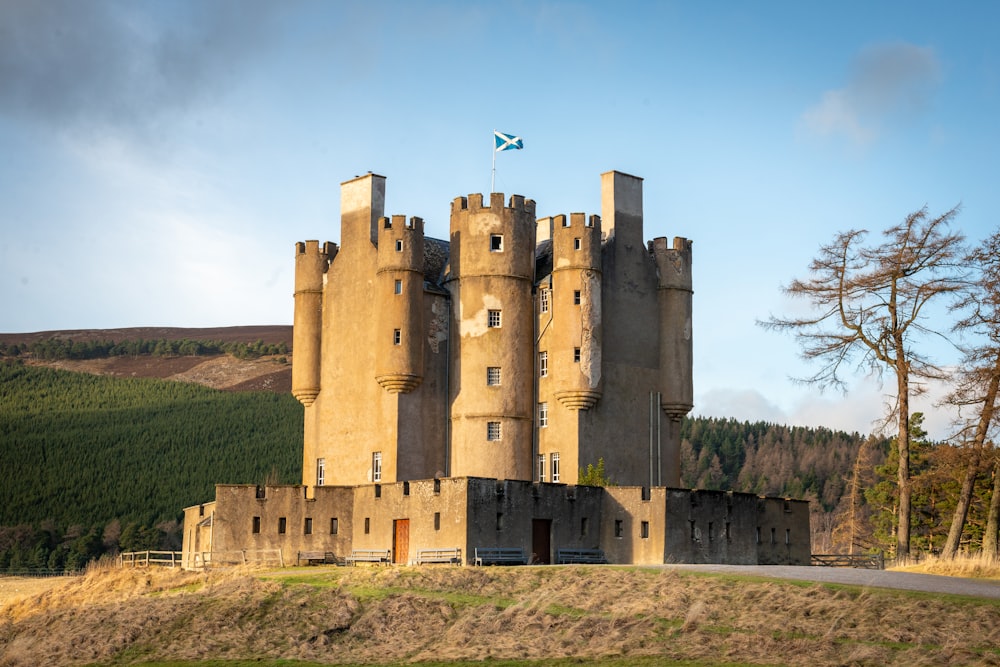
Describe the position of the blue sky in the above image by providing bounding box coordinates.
[2,1,998,440]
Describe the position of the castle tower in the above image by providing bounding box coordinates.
[549,212,603,410]
[653,235,694,486]
[375,215,425,393]
[445,192,536,481]
[292,240,335,406]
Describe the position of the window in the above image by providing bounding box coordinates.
[538,402,548,428]
[496,512,504,531]
[640,521,649,539]
[539,288,549,313]
[316,458,325,486]
[330,517,339,535]
[304,518,313,535]
[573,347,581,363]
[690,520,697,540]
[372,451,382,482]
[395,239,403,252]
[785,529,791,545]
[573,290,581,305]
[487,366,501,386]
[551,452,560,483]
[614,519,624,538]
[278,517,287,534]
[537,454,545,482]
[433,478,441,494]
[434,512,441,531]
[539,351,548,377]
[393,329,401,345]
[490,234,503,252]
[574,237,581,250]
[394,279,402,294]
[725,522,731,540]
[252,516,261,534]
[488,309,502,328]
[364,517,370,534]
[374,484,381,498]
[708,522,714,541]
[581,517,589,536]
[756,526,761,544]
[403,481,410,496]
[487,421,502,441]
[771,527,776,545]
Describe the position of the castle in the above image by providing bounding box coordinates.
[181,171,810,567]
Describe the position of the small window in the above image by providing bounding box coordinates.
[330,517,339,535]
[551,452,560,483]
[488,309,502,328]
[614,519,624,538]
[316,458,325,487]
[573,348,581,363]
[708,522,714,541]
[771,527,776,545]
[434,512,441,531]
[496,512,504,531]
[395,239,403,252]
[394,279,402,294]
[374,484,381,498]
[304,518,313,535]
[690,520,697,540]
[756,526,761,544]
[581,517,589,536]
[784,500,792,513]
[490,234,503,252]
[537,454,546,482]
[574,237,581,250]
[372,451,382,482]
[538,402,548,428]
[403,481,410,496]
[393,329,401,345]
[539,351,548,377]
[640,521,649,539]
[785,528,791,545]
[487,421,502,441]
[364,517,370,534]
[539,288,549,313]
[725,522,731,540]
[278,517,287,534]
[487,366,501,386]
[433,478,441,494]
[252,516,261,534]
[573,290,581,305]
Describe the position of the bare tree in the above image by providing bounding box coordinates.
[942,229,1000,559]
[763,206,966,561]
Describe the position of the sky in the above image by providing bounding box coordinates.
[2,0,999,441]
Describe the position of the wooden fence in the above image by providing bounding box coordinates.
[811,553,884,569]
[119,551,184,568]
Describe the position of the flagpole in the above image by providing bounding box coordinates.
[491,129,496,193]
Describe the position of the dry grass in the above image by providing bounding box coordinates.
[2,564,999,667]
[891,552,1000,580]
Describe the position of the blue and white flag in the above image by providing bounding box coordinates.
[494,130,524,152]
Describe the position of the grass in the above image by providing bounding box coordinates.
[890,551,1000,580]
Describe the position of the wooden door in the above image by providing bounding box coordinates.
[393,519,409,564]
[532,519,551,564]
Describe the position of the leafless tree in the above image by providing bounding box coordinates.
[941,229,1000,560]
[762,206,966,561]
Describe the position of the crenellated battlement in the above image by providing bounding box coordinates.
[650,236,693,291]
[550,213,602,271]
[379,215,424,235]
[451,193,536,217]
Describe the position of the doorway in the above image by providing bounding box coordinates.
[393,519,409,564]
[532,519,551,564]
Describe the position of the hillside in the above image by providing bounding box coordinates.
[2,564,998,667]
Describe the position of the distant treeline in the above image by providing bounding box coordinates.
[0,337,288,360]
[0,362,301,572]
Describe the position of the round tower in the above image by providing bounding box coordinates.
[292,240,335,406]
[375,215,425,393]
[550,212,603,410]
[445,192,536,481]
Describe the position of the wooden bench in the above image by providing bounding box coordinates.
[415,548,462,565]
[346,549,391,566]
[474,547,527,566]
[296,550,336,566]
[556,548,607,564]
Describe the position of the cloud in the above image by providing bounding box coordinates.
[801,42,941,146]
[0,0,283,135]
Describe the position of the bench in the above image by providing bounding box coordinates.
[474,547,527,566]
[346,549,391,565]
[556,548,607,564]
[415,548,462,565]
[296,550,337,566]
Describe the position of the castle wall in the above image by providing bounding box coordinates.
[662,489,759,565]
[756,497,811,565]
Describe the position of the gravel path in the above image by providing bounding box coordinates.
[663,563,1000,599]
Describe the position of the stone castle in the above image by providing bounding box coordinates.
[181,170,810,567]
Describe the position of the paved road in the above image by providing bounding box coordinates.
[661,564,1000,599]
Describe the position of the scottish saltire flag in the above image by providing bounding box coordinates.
[494,130,524,152]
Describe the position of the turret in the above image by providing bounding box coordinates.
[446,192,536,481]
[549,212,603,410]
[375,215,425,392]
[292,240,335,406]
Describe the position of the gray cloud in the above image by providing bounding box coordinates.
[0,0,284,132]
[801,42,942,145]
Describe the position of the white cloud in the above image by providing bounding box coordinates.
[800,42,941,146]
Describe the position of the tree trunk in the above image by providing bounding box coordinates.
[895,356,911,563]
[941,354,1000,558]
[985,458,1000,562]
